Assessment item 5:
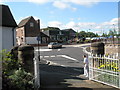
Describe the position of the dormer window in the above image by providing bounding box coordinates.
[30,22,34,27]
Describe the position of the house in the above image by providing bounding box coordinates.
[62,28,76,41]
[0,5,17,51]
[38,32,50,44]
[16,16,40,45]
[41,27,61,42]
[16,16,49,45]
[41,27,77,43]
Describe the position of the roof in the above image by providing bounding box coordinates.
[18,16,33,27]
[62,28,76,33]
[40,32,49,37]
[0,5,17,27]
[41,27,60,31]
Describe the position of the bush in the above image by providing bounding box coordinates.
[1,49,34,90]
[9,68,34,90]
[84,39,91,43]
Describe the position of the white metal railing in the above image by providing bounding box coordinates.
[89,54,120,89]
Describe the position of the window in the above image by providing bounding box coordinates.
[30,22,34,27]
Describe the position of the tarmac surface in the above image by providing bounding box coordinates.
[39,43,119,89]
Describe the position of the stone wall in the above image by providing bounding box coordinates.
[105,44,120,56]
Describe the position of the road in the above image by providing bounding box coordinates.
[34,44,118,89]
[35,45,88,68]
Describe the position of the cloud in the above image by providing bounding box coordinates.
[28,0,49,4]
[0,0,5,4]
[53,1,70,9]
[48,21,63,28]
[64,0,100,7]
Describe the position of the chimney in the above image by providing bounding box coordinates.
[37,19,40,32]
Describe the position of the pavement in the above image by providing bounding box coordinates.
[39,43,119,89]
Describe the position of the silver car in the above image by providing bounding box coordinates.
[48,42,62,49]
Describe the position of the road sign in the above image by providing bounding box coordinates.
[37,36,41,41]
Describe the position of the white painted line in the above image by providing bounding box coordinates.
[58,49,61,51]
[40,55,79,62]
[60,55,79,62]
[40,56,43,58]
[44,56,49,58]
[50,55,56,57]
[35,49,52,52]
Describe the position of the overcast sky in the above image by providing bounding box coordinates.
[1,0,119,34]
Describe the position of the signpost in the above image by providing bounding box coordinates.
[37,36,41,61]
[34,36,41,89]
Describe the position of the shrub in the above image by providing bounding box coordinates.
[1,49,34,90]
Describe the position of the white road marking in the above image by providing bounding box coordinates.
[40,56,43,58]
[36,49,52,52]
[60,55,79,62]
[58,49,61,51]
[50,55,56,57]
[44,56,49,58]
[40,55,79,62]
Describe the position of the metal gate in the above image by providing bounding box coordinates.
[89,54,120,88]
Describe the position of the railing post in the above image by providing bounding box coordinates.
[89,54,93,80]
[118,59,120,88]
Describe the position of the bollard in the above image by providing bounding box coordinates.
[18,45,34,74]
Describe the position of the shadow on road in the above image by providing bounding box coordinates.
[39,64,90,89]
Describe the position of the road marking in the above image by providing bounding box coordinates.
[35,49,52,52]
[40,56,43,58]
[40,55,79,62]
[61,55,79,62]
[44,56,49,58]
[50,55,56,57]
[58,49,61,51]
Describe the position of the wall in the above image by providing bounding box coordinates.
[0,27,2,51]
[105,44,120,56]
[2,27,16,51]
[16,27,25,45]
[25,18,40,37]
[26,37,41,44]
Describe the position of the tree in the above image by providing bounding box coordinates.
[86,32,97,38]
[78,31,99,38]
[108,29,117,36]
[79,31,87,38]
[102,33,108,37]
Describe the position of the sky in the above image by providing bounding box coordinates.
[0,0,119,35]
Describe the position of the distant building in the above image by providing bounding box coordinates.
[62,28,76,40]
[41,27,76,42]
[41,27,61,42]
[16,16,49,45]
[0,5,17,51]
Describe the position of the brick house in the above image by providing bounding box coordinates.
[16,16,49,45]
[0,5,17,51]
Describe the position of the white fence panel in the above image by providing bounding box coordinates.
[89,54,120,89]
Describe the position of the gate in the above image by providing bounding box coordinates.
[89,54,120,88]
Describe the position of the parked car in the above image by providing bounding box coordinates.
[48,42,62,49]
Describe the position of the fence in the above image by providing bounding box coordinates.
[89,54,120,88]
